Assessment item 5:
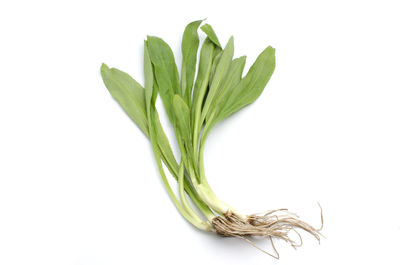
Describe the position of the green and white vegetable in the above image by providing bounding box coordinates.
[100,20,321,258]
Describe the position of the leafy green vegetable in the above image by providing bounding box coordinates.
[101,20,321,258]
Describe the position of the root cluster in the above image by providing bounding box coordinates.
[211,208,323,258]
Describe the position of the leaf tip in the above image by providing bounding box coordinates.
[100,63,109,75]
[146,35,155,42]
[267,45,276,53]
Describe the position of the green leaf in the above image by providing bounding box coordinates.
[143,41,153,115]
[206,56,246,122]
[201,24,221,48]
[181,20,202,105]
[208,50,222,86]
[217,46,276,122]
[153,110,179,170]
[173,94,191,146]
[100,63,148,136]
[200,37,234,122]
[147,36,180,124]
[191,38,216,123]
[144,41,177,168]
[219,56,247,99]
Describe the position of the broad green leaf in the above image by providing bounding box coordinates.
[201,24,221,48]
[217,46,276,122]
[218,56,247,99]
[181,20,202,105]
[143,41,153,115]
[100,63,148,136]
[191,38,216,123]
[206,56,246,122]
[200,37,234,122]
[147,36,180,124]
[173,94,191,146]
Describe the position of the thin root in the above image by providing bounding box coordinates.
[211,206,323,258]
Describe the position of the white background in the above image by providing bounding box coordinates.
[1,0,399,264]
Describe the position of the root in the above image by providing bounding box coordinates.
[211,207,323,258]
